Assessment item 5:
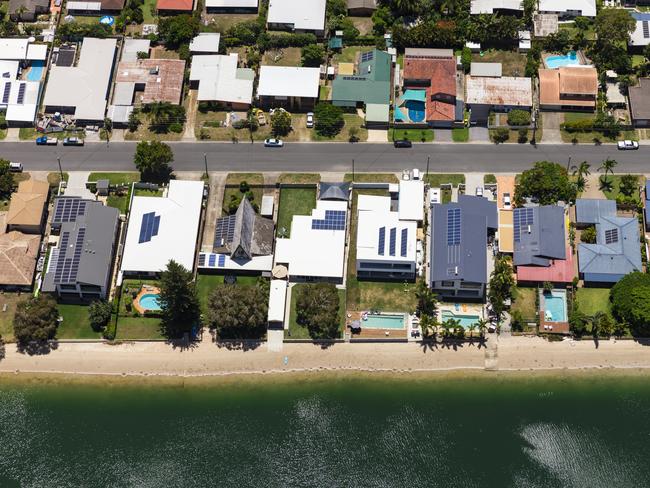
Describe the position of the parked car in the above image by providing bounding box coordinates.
[36,136,58,145]
[264,138,283,148]
[475,186,484,197]
[617,140,639,150]
[393,139,412,148]
[306,112,314,128]
[9,162,23,172]
[503,193,512,209]
[63,137,84,146]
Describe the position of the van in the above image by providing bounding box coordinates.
[9,162,23,172]
[411,168,420,180]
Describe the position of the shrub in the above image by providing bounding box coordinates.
[517,128,528,144]
[314,104,344,138]
[168,122,183,133]
[508,109,531,126]
[580,225,597,243]
[492,127,510,143]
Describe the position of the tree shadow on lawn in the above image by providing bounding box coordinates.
[17,340,59,356]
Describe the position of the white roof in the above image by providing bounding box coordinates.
[112,82,136,105]
[189,33,221,53]
[190,54,254,104]
[26,44,48,61]
[470,0,521,14]
[122,38,151,61]
[257,66,320,98]
[274,200,347,280]
[356,195,417,264]
[470,62,502,77]
[0,79,39,123]
[0,39,29,60]
[538,0,596,17]
[398,180,425,221]
[120,180,204,275]
[630,15,650,47]
[206,0,258,6]
[466,76,533,107]
[267,280,287,323]
[261,195,274,217]
[43,38,117,121]
[107,104,134,124]
[267,0,326,31]
[0,60,19,78]
[67,1,101,10]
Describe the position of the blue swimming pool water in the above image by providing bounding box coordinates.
[542,291,567,322]
[363,314,405,329]
[139,293,161,311]
[26,61,44,81]
[441,310,480,327]
[406,100,425,123]
[545,51,579,69]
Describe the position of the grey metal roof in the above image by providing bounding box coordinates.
[513,205,566,267]
[213,198,273,259]
[575,198,616,225]
[429,195,497,285]
[319,182,350,201]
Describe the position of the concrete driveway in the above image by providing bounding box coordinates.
[470,127,490,142]
[465,173,485,197]
[542,112,563,143]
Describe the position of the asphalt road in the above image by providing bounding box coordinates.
[2,141,649,174]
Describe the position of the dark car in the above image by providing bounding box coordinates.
[63,137,84,146]
[393,139,412,148]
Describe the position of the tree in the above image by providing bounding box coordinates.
[598,158,618,186]
[580,225,597,244]
[143,102,186,134]
[158,14,200,49]
[314,103,344,137]
[0,159,14,200]
[133,141,173,183]
[611,272,650,336]
[206,281,268,339]
[295,283,340,339]
[492,127,509,144]
[571,161,590,193]
[595,8,635,46]
[488,255,515,322]
[372,6,394,36]
[591,311,613,338]
[158,260,200,339]
[271,109,292,137]
[13,295,59,345]
[619,174,639,197]
[301,43,325,67]
[460,46,471,73]
[88,300,113,332]
[569,308,588,337]
[507,110,531,127]
[127,110,141,132]
[514,161,577,205]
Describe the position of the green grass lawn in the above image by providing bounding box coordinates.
[57,304,102,339]
[276,188,317,237]
[347,278,418,313]
[88,172,139,185]
[223,173,264,215]
[195,274,259,314]
[484,174,496,184]
[344,173,398,183]
[312,114,368,142]
[287,285,346,339]
[471,50,526,77]
[107,195,129,214]
[561,112,636,143]
[333,46,368,64]
[388,128,434,142]
[512,287,537,321]
[319,85,330,101]
[0,293,30,341]
[600,175,642,202]
[575,288,612,318]
[134,188,163,197]
[452,127,469,142]
[141,0,158,24]
[424,174,465,187]
[278,173,321,184]
[262,47,302,67]
[115,316,164,340]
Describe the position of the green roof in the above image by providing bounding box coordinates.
[328,37,343,49]
[331,49,391,106]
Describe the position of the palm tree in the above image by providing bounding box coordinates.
[590,311,607,338]
[476,318,490,338]
[571,161,590,192]
[598,158,618,178]
[467,323,477,339]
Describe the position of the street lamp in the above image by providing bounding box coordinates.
[57,156,63,182]
[203,152,208,180]
[351,158,355,182]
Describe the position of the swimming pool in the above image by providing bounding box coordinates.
[545,51,580,69]
[541,290,567,322]
[362,314,405,329]
[27,61,44,81]
[441,310,480,327]
[139,293,161,311]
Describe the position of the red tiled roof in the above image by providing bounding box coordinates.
[517,245,575,283]
[403,56,456,122]
[156,0,193,10]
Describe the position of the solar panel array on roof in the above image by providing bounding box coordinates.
[605,228,619,245]
[400,228,408,257]
[643,21,649,38]
[16,83,26,104]
[138,212,160,243]
[361,51,374,63]
[513,207,534,243]
[198,252,228,268]
[214,215,236,246]
[198,253,206,266]
[447,208,461,246]
[389,227,396,256]
[2,83,10,104]
[312,210,346,231]
[52,197,88,224]
[378,226,385,255]
[53,228,86,284]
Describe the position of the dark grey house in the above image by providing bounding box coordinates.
[575,198,642,284]
[628,78,650,127]
[42,202,120,300]
[319,182,350,201]
[513,205,566,267]
[213,198,274,260]
[429,195,497,300]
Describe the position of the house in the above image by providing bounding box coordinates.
[189,33,221,54]
[538,0,596,19]
[539,67,598,111]
[429,195,497,300]
[470,0,522,14]
[43,37,117,122]
[257,66,320,111]
[331,49,391,128]
[0,38,48,62]
[575,199,642,284]
[465,75,532,124]
[66,0,126,15]
[189,54,254,108]
[319,182,350,201]
[534,13,559,38]
[267,0,326,36]
[198,198,275,273]
[274,199,348,283]
[347,0,376,16]
[0,231,40,289]
[8,0,49,21]
[628,78,650,127]
[156,0,194,13]
[120,38,151,62]
[398,48,461,128]
[6,179,49,234]
[119,180,204,279]
[42,203,120,300]
[356,194,417,280]
[206,0,258,12]
[0,73,40,126]
[630,13,650,48]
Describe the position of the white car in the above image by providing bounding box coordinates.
[475,186,484,197]
[264,138,284,148]
[9,162,23,172]
[306,112,314,128]
[617,140,639,150]
[503,193,512,209]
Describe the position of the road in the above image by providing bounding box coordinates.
[2,142,649,173]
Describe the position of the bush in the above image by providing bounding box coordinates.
[314,104,344,138]
[580,226,597,243]
[492,127,510,143]
[301,44,325,67]
[88,300,112,332]
[102,321,117,341]
[295,283,340,339]
[168,122,183,133]
[508,109,531,127]
[517,128,528,144]
[611,272,650,336]
[461,46,471,73]
[515,161,577,205]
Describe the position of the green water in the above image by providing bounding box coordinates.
[1,375,650,487]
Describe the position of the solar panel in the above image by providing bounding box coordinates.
[214,215,236,246]
[138,212,159,243]
[361,51,374,63]
[513,207,534,243]
[52,197,89,225]
[198,253,206,266]
[389,228,396,256]
[400,228,408,257]
[218,254,226,267]
[605,228,619,245]
[52,227,86,284]
[2,82,10,104]
[643,21,649,39]
[378,227,385,255]
[312,210,346,231]
[447,208,461,246]
[16,83,26,104]
[208,254,216,267]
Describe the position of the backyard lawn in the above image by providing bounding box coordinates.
[262,47,302,67]
[333,46,368,64]
[0,293,30,341]
[115,316,164,340]
[57,304,102,339]
[141,0,158,24]
[88,172,139,185]
[575,288,612,318]
[223,173,263,215]
[471,50,526,77]
[196,273,259,314]
[287,285,346,339]
[512,287,537,321]
[276,187,317,237]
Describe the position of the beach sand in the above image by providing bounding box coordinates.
[1,336,650,382]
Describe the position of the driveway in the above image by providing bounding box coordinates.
[435,129,452,142]
[465,173,485,197]
[542,112,563,143]
[470,127,489,142]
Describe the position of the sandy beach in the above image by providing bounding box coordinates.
[1,336,650,380]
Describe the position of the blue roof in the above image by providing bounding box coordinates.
[575,199,616,225]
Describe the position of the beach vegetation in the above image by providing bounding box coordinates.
[88,300,113,332]
[158,260,200,339]
[611,272,650,336]
[569,308,589,337]
[133,140,174,184]
[416,278,438,337]
[206,280,268,339]
[13,295,59,345]
[515,161,577,206]
[295,283,341,339]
